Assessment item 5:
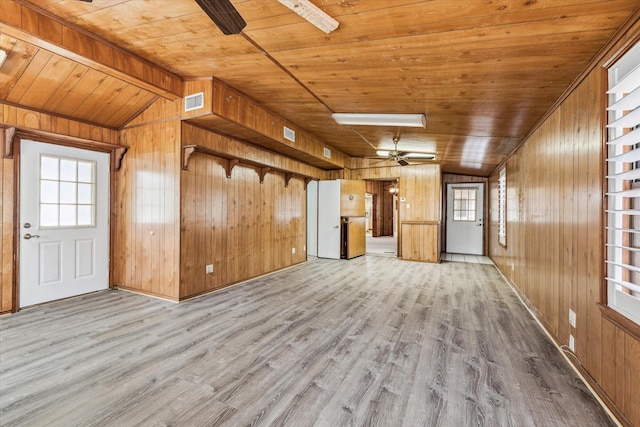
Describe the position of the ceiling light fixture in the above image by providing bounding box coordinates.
[0,50,7,68]
[405,152,436,159]
[278,0,339,34]
[332,113,427,128]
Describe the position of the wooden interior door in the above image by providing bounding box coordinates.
[19,140,110,307]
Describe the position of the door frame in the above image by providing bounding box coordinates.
[441,177,490,256]
[443,181,487,255]
[6,128,125,312]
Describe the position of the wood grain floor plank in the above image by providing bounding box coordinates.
[0,257,616,427]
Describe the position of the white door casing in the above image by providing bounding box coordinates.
[317,180,341,259]
[446,183,484,255]
[20,140,110,307]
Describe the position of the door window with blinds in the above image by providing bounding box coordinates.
[606,41,640,325]
[40,155,96,228]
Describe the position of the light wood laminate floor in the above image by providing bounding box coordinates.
[0,256,614,426]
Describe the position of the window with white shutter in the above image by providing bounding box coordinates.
[498,167,506,247]
[606,41,640,325]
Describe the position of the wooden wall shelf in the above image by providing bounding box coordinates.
[181,144,314,188]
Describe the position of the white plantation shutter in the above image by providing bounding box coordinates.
[606,41,640,325]
[498,168,506,246]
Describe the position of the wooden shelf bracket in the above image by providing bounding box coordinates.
[181,144,316,188]
[259,167,271,184]
[2,127,17,159]
[225,159,240,179]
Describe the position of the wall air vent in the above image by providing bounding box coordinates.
[323,147,331,158]
[184,92,204,112]
[283,126,296,142]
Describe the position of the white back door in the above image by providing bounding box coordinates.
[317,180,341,259]
[20,140,110,307]
[446,183,484,255]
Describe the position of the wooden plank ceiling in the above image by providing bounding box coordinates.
[5,0,640,175]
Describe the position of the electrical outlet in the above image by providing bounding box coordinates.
[292,247,296,254]
[206,264,214,274]
[569,334,575,352]
[569,309,577,328]
[303,245,306,251]
[511,262,514,272]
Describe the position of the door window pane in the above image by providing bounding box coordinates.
[77,161,93,182]
[40,180,59,204]
[40,204,59,227]
[59,182,77,204]
[40,156,59,180]
[39,155,96,228]
[60,159,77,181]
[78,183,92,204]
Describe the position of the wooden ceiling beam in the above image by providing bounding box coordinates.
[0,0,183,100]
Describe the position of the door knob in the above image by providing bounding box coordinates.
[23,233,40,240]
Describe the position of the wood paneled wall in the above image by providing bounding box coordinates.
[401,222,439,263]
[180,124,309,299]
[0,103,119,313]
[349,160,441,262]
[114,98,182,300]
[1,156,14,314]
[488,22,640,426]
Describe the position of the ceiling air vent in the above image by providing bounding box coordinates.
[184,92,204,112]
[323,147,331,159]
[283,126,296,142]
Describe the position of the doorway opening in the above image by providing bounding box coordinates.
[365,179,398,257]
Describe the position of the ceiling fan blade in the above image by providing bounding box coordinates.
[368,158,390,165]
[397,158,410,166]
[194,0,247,35]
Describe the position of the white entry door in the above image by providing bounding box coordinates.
[446,183,484,255]
[20,140,110,308]
[317,180,341,259]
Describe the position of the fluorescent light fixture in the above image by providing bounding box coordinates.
[278,0,339,33]
[332,113,427,128]
[0,50,7,68]
[405,152,436,159]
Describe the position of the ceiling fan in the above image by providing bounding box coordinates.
[372,136,437,166]
[75,0,247,35]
